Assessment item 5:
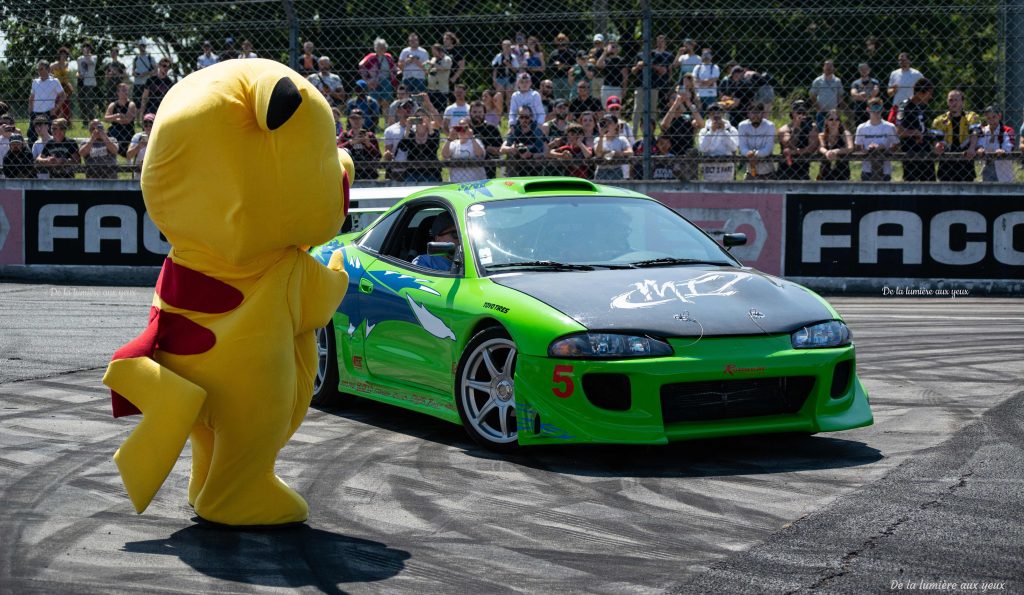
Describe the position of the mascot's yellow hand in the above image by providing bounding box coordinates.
[328,250,346,273]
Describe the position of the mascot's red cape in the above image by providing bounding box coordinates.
[103,59,354,526]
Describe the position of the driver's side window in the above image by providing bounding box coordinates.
[383,204,451,265]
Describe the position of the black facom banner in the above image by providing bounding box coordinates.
[24,190,169,266]
[785,194,1024,279]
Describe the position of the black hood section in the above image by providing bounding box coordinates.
[491,266,834,337]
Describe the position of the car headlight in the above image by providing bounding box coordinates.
[791,321,852,349]
[549,333,674,359]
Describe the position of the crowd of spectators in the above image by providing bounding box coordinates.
[2,35,1020,183]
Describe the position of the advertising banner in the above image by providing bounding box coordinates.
[786,194,1024,279]
[24,190,168,266]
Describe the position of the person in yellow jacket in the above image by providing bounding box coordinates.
[932,89,981,182]
[103,59,354,527]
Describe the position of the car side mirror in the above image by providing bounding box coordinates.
[426,241,457,256]
[723,233,747,248]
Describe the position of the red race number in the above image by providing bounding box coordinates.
[552,365,575,398]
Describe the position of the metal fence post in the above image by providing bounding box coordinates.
[282,0,298,70]
[641,0,652,180]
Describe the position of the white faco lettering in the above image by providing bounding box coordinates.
[38,203,79,252]
[802,210,851,263]
[859,210,922,264]
[84,205,137,253]
[930,210,986,265]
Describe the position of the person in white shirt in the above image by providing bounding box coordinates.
[28,61,66,145]
[674,38,702,85]
[854,98,899,181]
[692,48,721,113]
[508,72,546,126]
[594,114,633,180]
[399,33,430,94]
[308,56,345,107]
[442,117,487,182]
[77,43,101,124]
[442,84,470,135]
[977,105,1015,182]
[737,105,777,179]
[196,41,219,70]
[239,39,258,59]
[698,103,739,181]
[887,52,923,107]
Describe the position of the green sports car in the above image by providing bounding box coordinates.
[310,177,872,451]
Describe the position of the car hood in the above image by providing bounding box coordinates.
[489,266,834,337]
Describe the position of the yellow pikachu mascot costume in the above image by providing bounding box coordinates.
[103,59,354,526]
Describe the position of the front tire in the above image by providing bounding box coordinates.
[311,324,341,407]
[455,327,519,451]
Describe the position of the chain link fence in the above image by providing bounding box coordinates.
[0,1,1018,182]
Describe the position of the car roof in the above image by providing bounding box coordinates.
[399,177,650,210]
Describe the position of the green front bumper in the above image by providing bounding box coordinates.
[514,335,873,446]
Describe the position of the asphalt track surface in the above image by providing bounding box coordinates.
[0,283,1021,594]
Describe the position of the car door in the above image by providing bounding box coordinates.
[358,201,461,397]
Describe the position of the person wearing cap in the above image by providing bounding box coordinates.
[719,65,753,121]
[850,63,880,126]
[412,212,459,272]
[698,103,739,181]
[131,41,156,108]
[0,116,16,166]
[508,72,546,126]
[674,38,701,84]
[854,98,899,181]
[77,42,101,125]
[810,60,844,131]
[2,133,36,179]
[491,40,521,114]
[139,58,176,119]
[127,113,155,176]
[399,33,429,94]
[104,82,137,156]
[596,39,629,108]
[338,109,381,181]
[219,36,238,61]
[442,84,470,136]
[604,96,634,145]
[977,105,1015,182]
[659,84,704,181]
[932,89,980,182]
[197,40,219,70]
[426,44,453,113]
[692,47,720,113]
[383,98,415,180]
[345,79,381,133]
[776,100,820,180]
[548,122,594,179]
[36,118,81,179]
[298,40,317,76]
[80,118,120,179]
[27,61,65,146]
[549,33,575,100]
[896,77,936,181]
[569,50,596,101]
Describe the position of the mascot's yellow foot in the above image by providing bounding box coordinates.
[193,473,309,527]
[103,358,207,514]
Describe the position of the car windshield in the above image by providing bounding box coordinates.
[465,195,737,273]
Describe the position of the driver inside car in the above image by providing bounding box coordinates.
[412,212,459,271]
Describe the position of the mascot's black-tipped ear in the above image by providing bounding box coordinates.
[257,75,302,131]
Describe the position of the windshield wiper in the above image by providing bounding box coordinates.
[627,257,730,268]
[487,260,596,271]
